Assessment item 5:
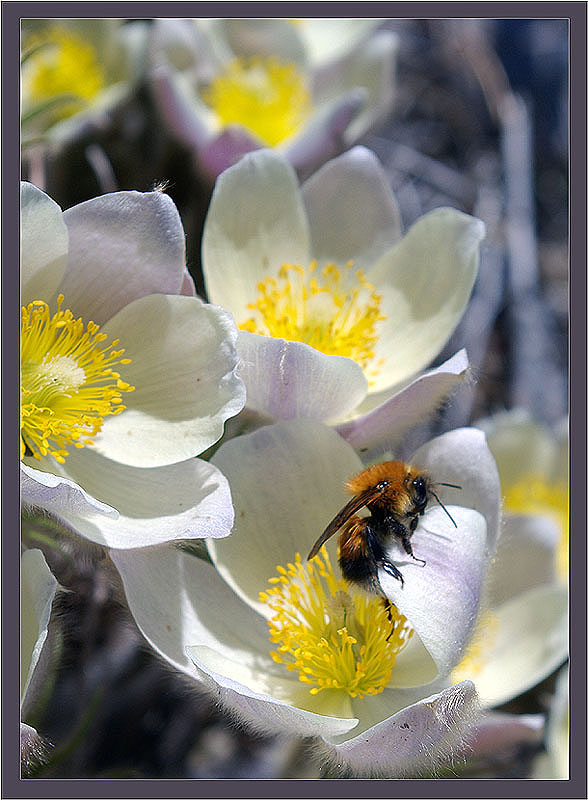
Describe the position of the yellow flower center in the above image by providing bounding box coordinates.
[22,26,105,122]
[201,56,312,146]
[20,296,134,464]
[259,548,412,699]
[450,610,499,683]
[503,474,569,581]
[240,260,386,381]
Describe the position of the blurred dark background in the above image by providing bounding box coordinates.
[21,18,569,779]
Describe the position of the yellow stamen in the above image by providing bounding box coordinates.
[503,474,569,582]
[241,260,386,382]
[202,56,311,146]
[20,296,134,464]
[259,548,412,699]
[22,26,105,122]
[450,611,499,683]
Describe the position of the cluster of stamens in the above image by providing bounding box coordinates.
[20,295,134,464]
[259,548,412,698]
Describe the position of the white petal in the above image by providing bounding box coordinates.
[467,584,568,708]
[213,18,307,65]
[476,409,559,487]
[20,182,68,303]
[299,19,384,68]
[237,331,368,421]
[21,462,117,518]
[336,349,470,458]
[111,545,274,676]
[209,420,364,614]
[202,149,311,321]
[367,208,484,392]
[486,513,560,606]
[411,427,502,555]
[283,89,366,177]
[20,549,58,704]
[302,146,402,270]
[380,507,489,678]
[314,30,398,143]
[59,190,187,326]
[94,294,245,467]
[54,450,234,548]
[331,681,478,775]
[187,645,359,739]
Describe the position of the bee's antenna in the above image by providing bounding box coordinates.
[430,490,458,528]
[438,482,462,490]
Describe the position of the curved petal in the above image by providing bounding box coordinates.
[202,149,311,322]
[299,19,384,68]
[94,294,245,467]
[21,462,117,518]
[331,681,478,774]
[188,644,359,739]
[466,584,568,708]
[314,30,398,143]
[214,18,307,66]
[237,331,368,422]
[111,545,273,676]
[196,126,261,182]
[209,420,364,614]
[55,449,234,548]
[411,427,502,555]
[486,513,560,607]
[367,208,485,392]
[283,89,366,178]
[336,349,470,457]
[476,409,559,487]
[60,190,187,326]
[20,549,58,704]
[20,182,68,303]
[301,146,402,270]
[380,507,489,678]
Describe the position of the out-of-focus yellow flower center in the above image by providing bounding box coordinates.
[450,610,499,683]
[259,548,413,698]
[202,56,312,146]
[20,296,134,464]
[240,260,386,381]
[23,26,105,121]
[503,474,569,581]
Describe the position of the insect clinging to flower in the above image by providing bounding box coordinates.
[307,460,461,596]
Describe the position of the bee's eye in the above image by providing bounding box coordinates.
[412,477,427,504]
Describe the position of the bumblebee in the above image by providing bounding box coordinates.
[308,460,460,596]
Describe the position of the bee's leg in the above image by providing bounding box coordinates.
[367,528,405,588]
[378,557,405,587]
[381,598,397,642]
[400,533,426,568]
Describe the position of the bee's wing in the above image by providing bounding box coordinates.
[307,487,380,560]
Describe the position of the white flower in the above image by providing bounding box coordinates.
[449,409,568,707]
[148,18,397,180]
[21,19,149,147]
[202,146,483,455]
[21,181,245,549]
[112,420,501,775]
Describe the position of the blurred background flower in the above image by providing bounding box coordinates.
[147,18,397,182]
[21,19,149,161]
